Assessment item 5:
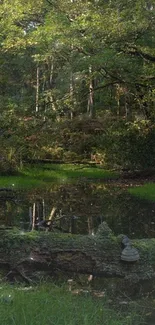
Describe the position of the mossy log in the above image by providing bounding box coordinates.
[0,222,155,285]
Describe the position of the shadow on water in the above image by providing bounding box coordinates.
[0,180,155,238]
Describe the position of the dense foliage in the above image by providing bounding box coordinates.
[1,0,155,171]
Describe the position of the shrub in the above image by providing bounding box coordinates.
[97,120,155,170]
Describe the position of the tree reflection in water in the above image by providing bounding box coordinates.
[0,181,155,238]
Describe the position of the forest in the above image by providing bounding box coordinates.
[1,0,155,173]
[1,2,155,325]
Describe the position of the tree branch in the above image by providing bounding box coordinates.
[124,46,155,62]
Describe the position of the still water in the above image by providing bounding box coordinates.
[0,180,155,239]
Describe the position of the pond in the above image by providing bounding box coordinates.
[0,179,155,239]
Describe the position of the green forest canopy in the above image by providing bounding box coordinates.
[1,0,155,170]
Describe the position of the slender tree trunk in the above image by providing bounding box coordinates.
[117,97,120,118]
[87,66,95,118]
[47,206,57,231]
[32,203,36,231]
[70,0,74,119]
[49,61,57,112]
[49,61,54,88]
[125,94,132,120]
[87,216,94,235]
[35,66,40,113]
[42,199,45,221]
[70,70,74,119]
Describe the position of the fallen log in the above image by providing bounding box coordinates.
[0,222,155,286]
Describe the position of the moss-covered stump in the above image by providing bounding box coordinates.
[0,222,155,286]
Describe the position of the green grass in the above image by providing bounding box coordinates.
[0,175,45,189]
[0,164,118,189]
[24,163,118,180]
[0,284,143,325]
[129,183,155,201]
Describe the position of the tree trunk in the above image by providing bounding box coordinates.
[35,66,40,113]
[87,66,95,118]
[70,70,74,119]
[32,203,36,230]
[1,222,155,286]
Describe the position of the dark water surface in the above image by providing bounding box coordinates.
[0,180,155,238]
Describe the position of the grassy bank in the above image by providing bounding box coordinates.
[0,164,118,189]
[129,183,155,201]
[0,284,143,325]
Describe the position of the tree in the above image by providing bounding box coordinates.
[1,0,155,169]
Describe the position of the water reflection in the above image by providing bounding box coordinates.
[0,181,155,238]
